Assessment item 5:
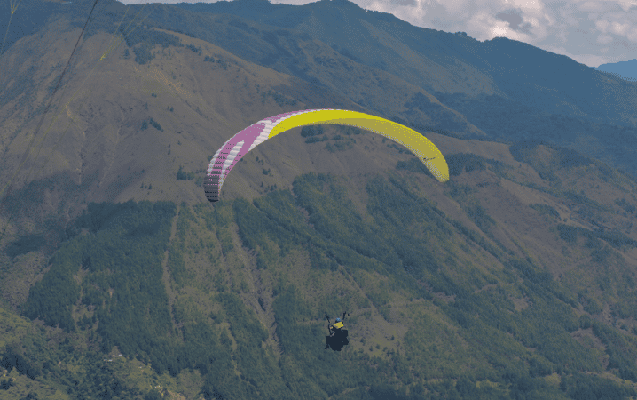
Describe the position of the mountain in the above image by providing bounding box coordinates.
[173,0,624,120]
[164,0,637,177]
[2,0,637,399]
[597,59,637,82]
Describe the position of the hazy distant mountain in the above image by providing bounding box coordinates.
[596,59,637,81]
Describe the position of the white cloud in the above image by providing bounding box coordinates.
[597,34,614,43]
[610,20,629,35]
[595,19,610,31]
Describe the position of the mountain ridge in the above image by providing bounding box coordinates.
[596,59,637,81]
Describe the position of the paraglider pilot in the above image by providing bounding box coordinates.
[325,312,349,351]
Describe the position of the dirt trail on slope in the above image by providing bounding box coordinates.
[161,204,180,328]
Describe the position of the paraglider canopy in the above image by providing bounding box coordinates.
[204,109,449,202]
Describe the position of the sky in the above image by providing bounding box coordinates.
[118,0,637,68]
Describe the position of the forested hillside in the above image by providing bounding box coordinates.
[4,144,637,398]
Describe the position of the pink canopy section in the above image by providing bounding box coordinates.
[203,109,325,202]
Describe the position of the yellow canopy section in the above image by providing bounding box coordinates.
[268,109,449,182]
